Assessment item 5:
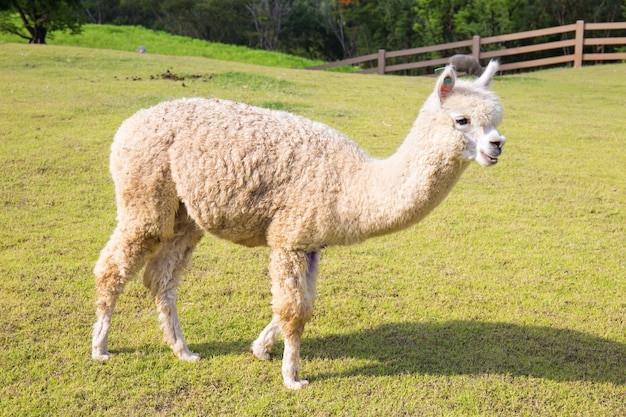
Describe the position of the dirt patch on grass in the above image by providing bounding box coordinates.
[116,69,209,86]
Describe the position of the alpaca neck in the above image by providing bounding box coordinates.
[344,113,470,241]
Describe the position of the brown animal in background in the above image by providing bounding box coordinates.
[449,54,484,76]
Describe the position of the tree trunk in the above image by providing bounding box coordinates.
[13,2,49,44]
[28,25,48,44]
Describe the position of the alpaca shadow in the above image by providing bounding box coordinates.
[301,321,626,385]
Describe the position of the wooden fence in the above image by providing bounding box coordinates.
[307,20,626,75]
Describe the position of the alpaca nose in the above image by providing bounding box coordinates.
[490,134,505,150]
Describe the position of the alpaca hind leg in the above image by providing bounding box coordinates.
[267,249,319,389]
[92,226,164,360]
[143,207,204,361]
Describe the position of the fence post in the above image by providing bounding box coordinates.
[472,35,481,61]
[377,49,386,75]
[574,20,585,68]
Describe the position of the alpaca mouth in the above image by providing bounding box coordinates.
[481,151,498,165]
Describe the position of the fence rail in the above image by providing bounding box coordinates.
[307,20,626,75]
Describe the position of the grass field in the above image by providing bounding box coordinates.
[0,42,624,416]
[0,23,324,69]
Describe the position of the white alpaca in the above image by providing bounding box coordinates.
[92,62,505,389]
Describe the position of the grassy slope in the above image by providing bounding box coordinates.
[0,23,324,68]
[0,42,624,416]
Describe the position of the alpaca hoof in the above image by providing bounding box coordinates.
[252,350,271,361]
[251,341,271,360]
[284,379,309,390]
[178,351,201,362]
[92,350,111,361]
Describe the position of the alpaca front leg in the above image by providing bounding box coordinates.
[282,325,308,390]
[253,315,308,389]
[251,315,281,360]
[267,248,316,389]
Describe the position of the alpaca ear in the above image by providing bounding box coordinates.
[436,65,456,102]
[475,60,499,88]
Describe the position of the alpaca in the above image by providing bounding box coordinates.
[449,54,484,76]
[92,61,505,389]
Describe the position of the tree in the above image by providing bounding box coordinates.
[281,0,344,60]
[195,0,252,45]
[319,0,355,58]
[82,0,121,24]
[246,0,295,50]
[0,0,84,44]
[372,0,421,51]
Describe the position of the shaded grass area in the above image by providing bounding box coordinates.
[305,321,625,383]
[0,43,624,416]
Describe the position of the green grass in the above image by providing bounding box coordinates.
[0,23,324,68]
[0,42,625,416]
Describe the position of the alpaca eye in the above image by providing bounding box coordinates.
[455,117,469,126]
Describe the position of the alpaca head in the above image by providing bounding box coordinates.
[432,60,505,166]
